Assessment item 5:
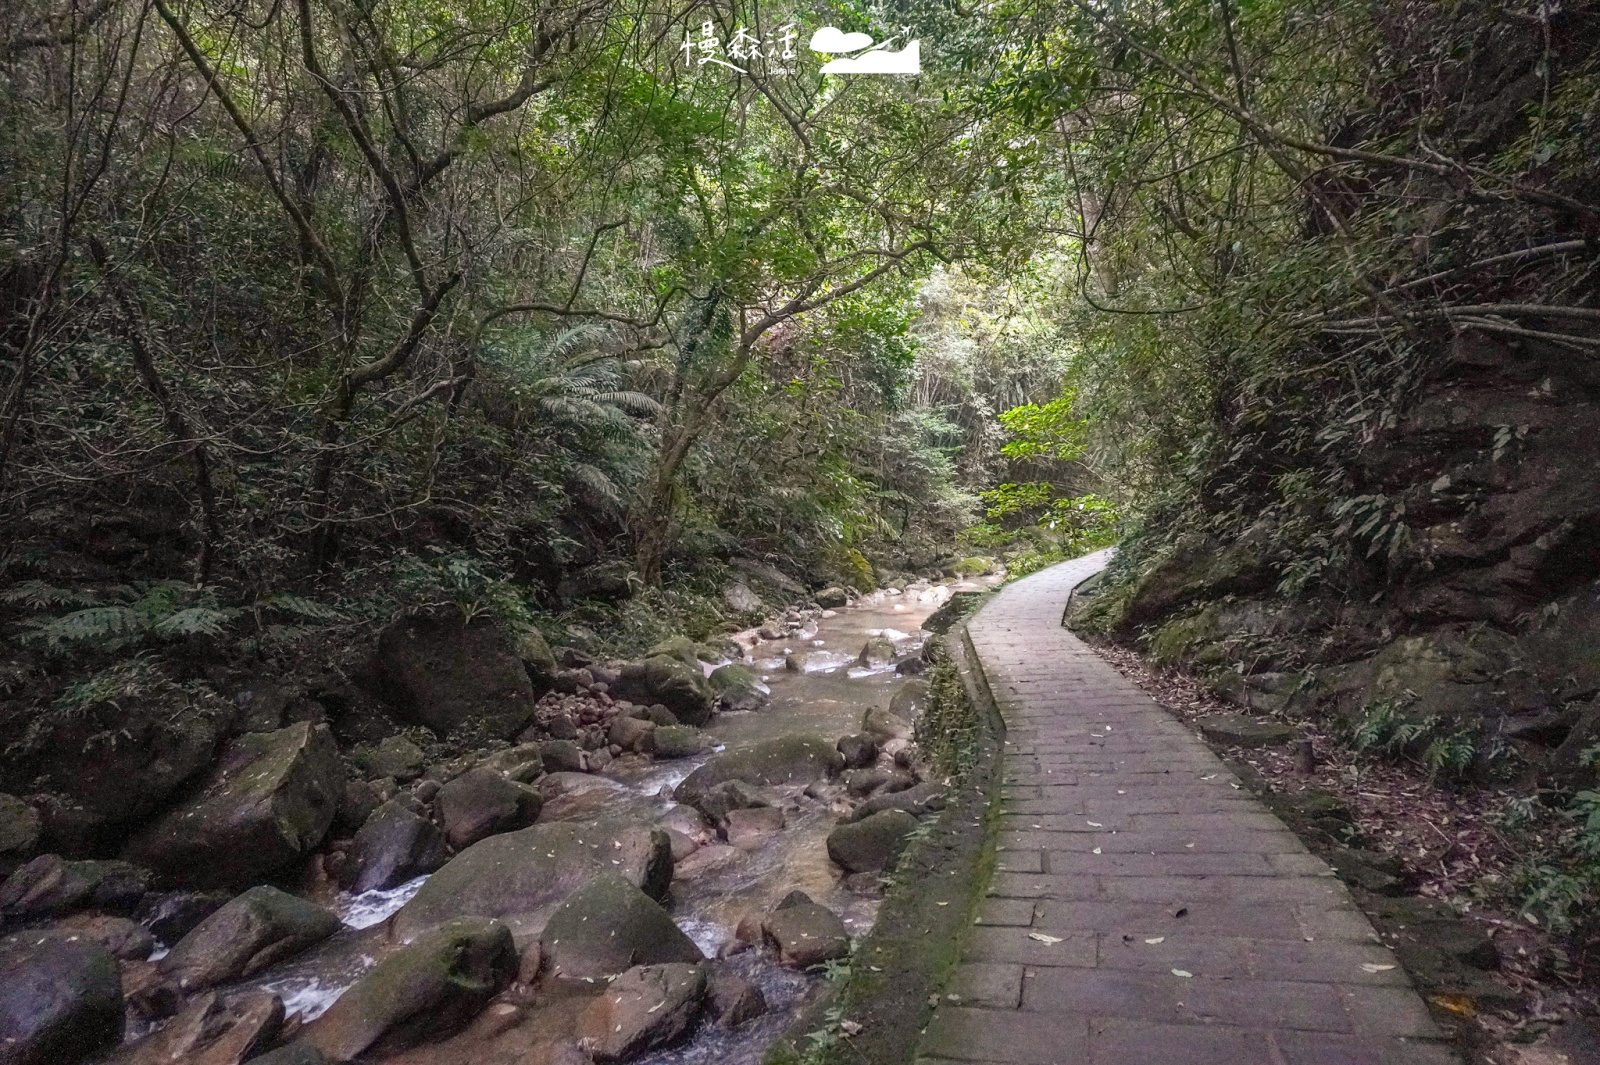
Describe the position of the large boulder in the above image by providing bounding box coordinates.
[675,735,843,810]
[857,637,896,668]
[352,736,425,782]
[109,990,282,1065]
[610,656,713,727]
[538,874,703,980]
[575,962,706,1062]
[392,820,672,942]
[708,664,769,713]
[341,796,449,893]
[723,583,765,615]
[365,614,537,738]
[889,678,930,722]
[652,726,710,760]
[827,809,918,873]
[686,780,774,829]
[301,917,516,1062]
[45,914,155,961]
[815,586,849,608]
[0,854,150,921]
[0,930,123,1065]
[762,897,849,968]
[836,734,878,769]
[515,627,559,689]
[160,886,341,992]
[124,723,342,889]
[434,768,543,851]
[861,706,913,743]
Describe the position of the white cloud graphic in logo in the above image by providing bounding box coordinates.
[820,39,920,75]
[809,27,875,53]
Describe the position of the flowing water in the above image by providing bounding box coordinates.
[226,576,992,1062]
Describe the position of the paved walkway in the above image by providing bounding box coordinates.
[919,551,1454,1065]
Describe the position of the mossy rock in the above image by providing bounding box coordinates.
[952,556,997,577]
[653,726,711,760]
[539,873,703,979]
[708,663,768,712]
[676,736,843,810]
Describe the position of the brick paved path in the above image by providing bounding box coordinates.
[919,551,1455,1065]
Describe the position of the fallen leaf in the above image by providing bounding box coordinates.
[1427,993,1477,1017]
[1092,847,1102,854]
[1145,937,1165,944]
[1360,963,1396,973]
[1171,969,1193,978]
[840,1019,863,1036]
[1027,932,1064,944]
[1087,821,1103,827]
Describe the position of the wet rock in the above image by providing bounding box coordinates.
[724,806,784,849]
[244,1041,328,1065]
[160,886,340,992]
[135,889,231,944]
[0,929,122,1065]
[515,627,559,688]
[435,768,543,851]
[354,736,425,782]
[656,806,711,839]
[588,748,614,772]
[607,715,656,754]
[894,655,930,676]
[538,873,703,980]
[645,636,702,670]
[124,723,342,889]
[828,809,918,873]
[836,734,878,769]
[862,706,913,742]
[341,797,449,892]
[109,990,282,1065]
[784,652,820,672]
[724,583,765,615]
[685,780,774,828]
[539,739,587,774]
[842,768,890,797]
[664,829,698,861]
[847,781,947,823]
[0,794,40,872]
[857,637,896,668]
[576,962,706,1062]
[364,614,537,738]
[334,780,383,835]
[1198,713,1298,749]
[0,855,150,921]
[705,967,766,1028]
[392,820,672,941]
[643,705,680,727]
[763,900,849,968]
[708,664,768,712]
[757,621,786,641]
[478,743,546,784]
[652,725,710,760]
[538,712,580,741]
[676,735,844,810]
[301,916,516,1061]
[815,587,849,608]
[888,678,930,722]
[610,656,713,727]
[47,913,154,961]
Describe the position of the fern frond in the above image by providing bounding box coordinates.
[260,593,345,621]
[151,606,237,638]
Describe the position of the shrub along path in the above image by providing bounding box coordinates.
[917,550,1456,1065]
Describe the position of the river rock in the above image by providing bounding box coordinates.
[815,586,849,608]
[0,929,123,1065]
[392,820,672,941]
[435,768,543,850]
[302,916,516,1061]
[847,781,947,823]
[341,797,449,892]
[135,889,231,943]
[656,806,711,839]
[576,962,706,1062]
[836,733,878,769]
[1198,713,1298,748]
[724,583,765,615]
[0,794,40,872]
[160,886,340,992]
[685,780,774,828]
[645,636,702,670]
[708,664,768,712]
[889,678,930,722]
[705,967,767,1028]
[0,854,150,921]
[607,715,656,754]
[354,736,426,782]
[110,989,282,1065]
[479,743,547,784]
[861,705,913,742]
[724,806,785,849]
[124,723,342,889]
[857,636,896,668]
[334,780,383,835]
[762,899,849,968]
[47,913,155,961]
[365,615,537,738]
[828,809,918,873]
[676,735,844,810]
[539,739,586,773]
[538,874,703,980]
[842,768,890,797]
[610,656,713,727]
[516,627,559,688]
[652,726,710,760]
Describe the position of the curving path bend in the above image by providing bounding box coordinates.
[918,550,1456,1065]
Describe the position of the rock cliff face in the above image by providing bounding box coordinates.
[1073,325,1600,782]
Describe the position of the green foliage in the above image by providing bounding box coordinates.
[1508,773,1600,937]
[918,643,981,781]
[12,582,235,652]
[1346,701,1484,782]
[393,551,537,633]
[997,395,1086,461]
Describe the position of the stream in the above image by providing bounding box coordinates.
[231,576,993,1063]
